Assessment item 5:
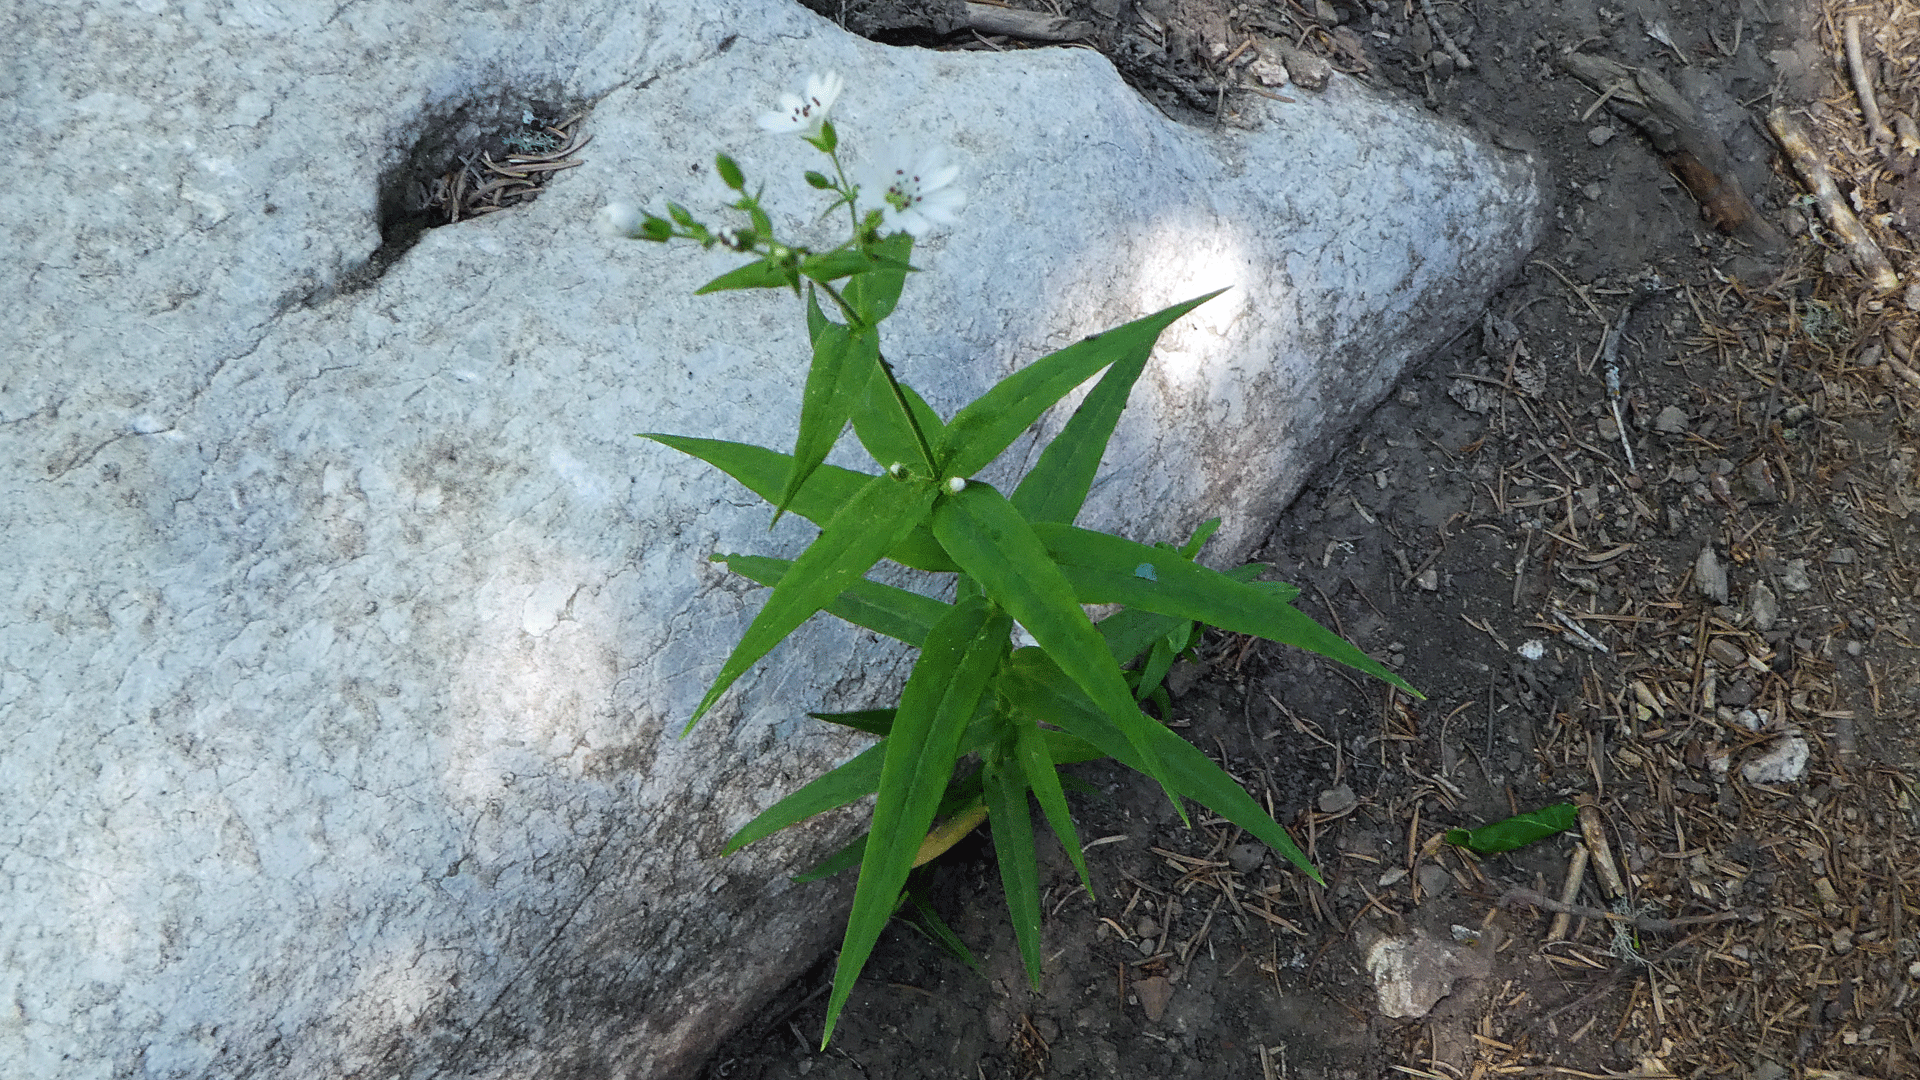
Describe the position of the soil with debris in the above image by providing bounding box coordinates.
[704,2,1920,1078]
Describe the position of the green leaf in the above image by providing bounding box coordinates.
[776,305,877,523]
[984,755,1044,989]
[695,258,794,295]
[1444,803,1580,854]
[940,291,1224,478]
[1093,562,1264,666]
[689,473,938,729]
[808,709,896,736]
[1032,523,1420,697]
[801,250,878,284]
[640,435,955,572]
[900,889,983,975]
[1178,517,1222,560]
[1008,315,1186,527]
[793,834,865,884]
[716,554,950,647]
[723,743,884,855]
[1134,636,1179,703]
[999,648,1323,884]
[844,233,915,324]
[1014,718,1093,897]
[850,362,947,482]
[930,482,1182,817]
[716,154,745,191]
[823,598,1010,1047]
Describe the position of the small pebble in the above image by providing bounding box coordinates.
[1588,126,1617,146]
[1696,546,1729,604]
[1318,784,1358,815]
[1781,559,1812,593]
[1749,582,1779,632]
[1654,405,1689,433]
[1708,638,1746,667]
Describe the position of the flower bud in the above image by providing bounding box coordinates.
[945,476,966,494]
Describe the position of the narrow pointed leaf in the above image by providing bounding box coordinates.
[930,482,1180,814]
[793,834,865,883]
[1444,803,1579,854]
[823,598,1009,1046]
[774,297,876,521]
[717,553,949,647]
[1033,522,1419,697]
[808,709,896,736]
[901,891,984,975]
[1009,316,1169,526]
[689,474,938,728]
[642,434,954,571]
[1014,719,1093,897]
[1178,517,1222,559]
[695,258,794,294]
[800,250,878,284]
[984,756,1045,988]
[1094,562,1264,665]
[941,291,1224,478]
[999,649,1323,884]
[723,743,885,855]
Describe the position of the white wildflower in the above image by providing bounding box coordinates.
[945,476,967,494]
[855,144,965,238]
[597,202,645,238]
[757,71,844,136]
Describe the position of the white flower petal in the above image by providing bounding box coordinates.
[758,71,843,136]
[854,142,965,238]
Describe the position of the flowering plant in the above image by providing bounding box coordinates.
[611,75,1418,1045]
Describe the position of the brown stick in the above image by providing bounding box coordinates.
[962,2,1093,42]
[1767,107,1901,292]
[1499,887,1750,934]
[1844,17,1895,146]
[1548,843,1590,941]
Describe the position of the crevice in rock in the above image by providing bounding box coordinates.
[294,86,593,310]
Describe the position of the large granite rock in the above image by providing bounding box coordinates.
[1,2,1539,1077]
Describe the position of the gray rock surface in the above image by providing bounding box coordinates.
[2,1,1539,1077]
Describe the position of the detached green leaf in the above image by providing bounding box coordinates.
[824,598,1010,1046]
[689,473,938,729]
[723,743,884,855]
[1032,523,1420,698]
[984,755,1044,989]
[1444,803,1579,855]
[999,649,1323,884]
[941,290,1225,478]
[931,482,1181,816]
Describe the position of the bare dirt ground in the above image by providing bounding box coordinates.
[702,1,1920,1077]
